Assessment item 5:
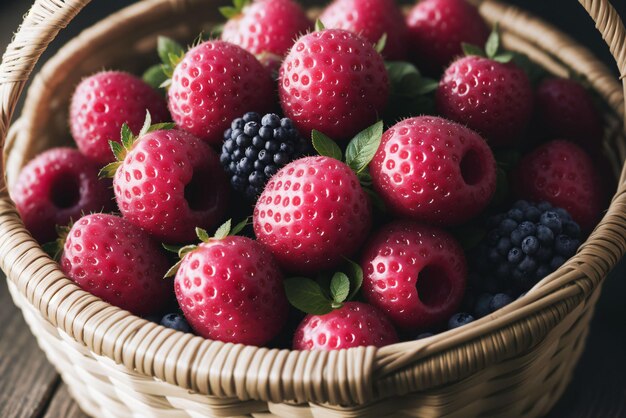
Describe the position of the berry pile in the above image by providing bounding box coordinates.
[12,0,610,351]
[472,200,581,293]
[220,112,309,199]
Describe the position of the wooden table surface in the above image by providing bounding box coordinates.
[1,1,625,417]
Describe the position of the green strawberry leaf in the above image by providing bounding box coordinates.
[142,64,169,91]
[41,241,62,261]
[414,77,439,95]
[164,259,183,278]
[157,36,184,66]
[163,243,183,254]
[510,52,547,85]
[485,23,500,59]
[330,272,350,305]
[212,219,232,240]
[120,123,134,150]
[344,258,364,301]
[109,140,125,161]
[284,277,333,315]
[139,111,152,137]
[231,217,250,236]
[147,122,176,133]
[219,6,238,18]
[357,170,372,187]
[178,245,198,257]
[493,52,515,64]
[98,162,121,179]
[312,130,342,161]
[315,19,325,32]
[462,43,486,58]
[375,33,387,54]
[345,120,383,173]
[196,227,211,242]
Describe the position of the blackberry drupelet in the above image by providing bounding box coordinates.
[160,313,192,333]
[220,112,309,200]
[471,200,582,293]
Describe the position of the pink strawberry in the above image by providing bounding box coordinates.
[361,221,467,330]
[319,0,408,60]
[102,116,229,243]
[12,147,115,243]
[254,156,372,273]
[293,302,398,350]
[167,40,275,146]
[370,116,497,225]
[512,140,605,232]
[279,29,389,141]
[406,0,489,74]
[172,221,288,346]
[534,78,604,153]
[70,71,170,165]
[436,55,533,146]
[221,0,311,57]
[59,213,171,315]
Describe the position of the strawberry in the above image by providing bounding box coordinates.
[406,0,489,74]
[164,39,275,146]
[534,77,604,154]
[293,302,397,350]
[370,116,497,225]
[253,122,383,273]
[58,213,172,316]
[70,71,170,165]
[284,259,398,350]
[361,220,467,330]
[170,220,288,346]
[12,147,115,243]
[221,0,311,58]
[101,114,229,243]
[435,29,533,147]
[319,0,408,60]
[511,140,605,232]
[279,27,389,141]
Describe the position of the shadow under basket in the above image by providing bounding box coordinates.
[2,0,626,417]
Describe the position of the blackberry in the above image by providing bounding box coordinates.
[160,313,192,333]
[471,200,582,294]
[448,312,475,329]
[220,112,309,200]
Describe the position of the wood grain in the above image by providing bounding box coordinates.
[42,384,88,418]
[0,280,60,418]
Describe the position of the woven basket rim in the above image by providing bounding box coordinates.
[1,0,626,407]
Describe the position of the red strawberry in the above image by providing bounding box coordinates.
[279,29,389,141]
[12,147,115,243]
[59,213,171,315]
[319,0,408,60]
[70,71,170,165]
[512,140,605,232]
[173,222,288,346]
[102,117,229,243]
[534,78,604,153]
[370,116,497,225]
[168,40,275,146]
[293,302,398,350]
[436,55,533,146]
[254,156,372,273]
[221,0,311,57]
[361,221,467,330]
[406,0,489,74]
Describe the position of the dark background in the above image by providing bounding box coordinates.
[0,1,625,417]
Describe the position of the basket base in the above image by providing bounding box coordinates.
[5,276,595,418]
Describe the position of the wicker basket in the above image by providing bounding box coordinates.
[1,0,626,416]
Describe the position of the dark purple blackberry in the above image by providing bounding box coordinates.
[471,200,582,294]
[448,312,475,329]
[220,112,309,200]
[160,313,192,333]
